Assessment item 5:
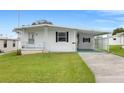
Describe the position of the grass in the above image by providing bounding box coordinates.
[109,45,124,57]
[0,52,95,83]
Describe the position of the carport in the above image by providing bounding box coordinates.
[76,29,110,52]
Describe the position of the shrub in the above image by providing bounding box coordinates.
[112,27,124,35]
[16,49,22,55]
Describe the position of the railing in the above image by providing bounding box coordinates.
[21,42,45,50]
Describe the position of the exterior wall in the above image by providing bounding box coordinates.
[120,34,124,48]
[20,27,77,52]
[104,33,123,45]
[20,28,45,47]
[47,28,77,52]
[109,36,122,45]
[78,33,94,49]
[0,39,18,52]
[94,37,108,50]
[120,34,124,46]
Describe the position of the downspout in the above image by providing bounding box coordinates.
[17,10,20,51]
[92,36,95,50]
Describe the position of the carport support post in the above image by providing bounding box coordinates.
[74,31,77,51]
[120,33,124,48]
[93,36,95,50]
[107,34,110,52]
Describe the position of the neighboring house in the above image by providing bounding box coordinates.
[109,34,122,45]
[108,33,124,48]
[0,37,18,52]
[116,32,124,48]
[13,23,109,54]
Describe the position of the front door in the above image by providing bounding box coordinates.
[28,32,35,44]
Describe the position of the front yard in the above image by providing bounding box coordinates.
[109,45,124,57]
[0,52,95,83]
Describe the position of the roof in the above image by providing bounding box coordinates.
[116,32,124,36]
[0,37,18,41]
[13,24,110,36]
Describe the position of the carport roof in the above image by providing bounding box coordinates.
[13,24,110,35]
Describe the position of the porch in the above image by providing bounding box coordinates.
[20,42,47,54]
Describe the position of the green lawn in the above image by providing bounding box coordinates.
[0,52,95,83]
[109,45,124,57]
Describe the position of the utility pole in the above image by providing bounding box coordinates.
[17,10,21,53]
[18,10,20,28]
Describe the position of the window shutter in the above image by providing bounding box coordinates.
[56,32,58,42]
[89,38,90,43]
[67,32,69,42]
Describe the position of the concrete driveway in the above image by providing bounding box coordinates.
[79,52,124,83]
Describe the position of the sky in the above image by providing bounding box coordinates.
[1,10,124,38]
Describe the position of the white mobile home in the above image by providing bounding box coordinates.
[13,22,109,54]
[0,38,18,52]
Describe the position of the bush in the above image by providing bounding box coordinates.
[0,50,4,53]
[112,27,124,35]
[16,49,22,55]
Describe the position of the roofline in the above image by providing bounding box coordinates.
[13,24,110,35]
[0,38,18,41]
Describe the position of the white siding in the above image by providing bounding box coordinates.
[47,28,76,52]
[109,36,122,45]
[20,27,77,52]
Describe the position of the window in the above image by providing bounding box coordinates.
[113,38,116,40]
[4,40,7,48]
[83,38,90,43]
[56,32,68,42]
[13,40,16,47]
[28,33,35,44]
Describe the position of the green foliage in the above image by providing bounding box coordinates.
[32,22,37,25]
[112,27,124,35]
[0,52,95,83]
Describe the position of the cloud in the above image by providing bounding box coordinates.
[94,11,124,25]
[115,24,124,28]
[95,19,116,24]
[113,17,124,22]
[98,10,124,16]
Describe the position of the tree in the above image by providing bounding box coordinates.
[31,20,53,25]
[112,27,124,35]
[32,22,37,25]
